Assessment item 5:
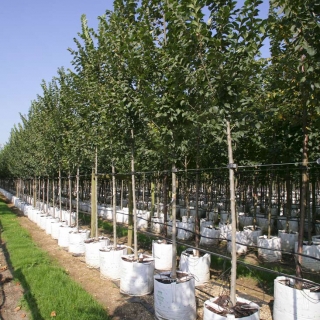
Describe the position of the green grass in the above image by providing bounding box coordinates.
[0,200,110,320]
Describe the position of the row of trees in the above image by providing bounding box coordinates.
[0,0,319,180]
[0,0,319,301]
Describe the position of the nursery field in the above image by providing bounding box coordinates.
[0,194,277,320]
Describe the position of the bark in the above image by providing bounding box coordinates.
[127,179,133,254]
[112,164,117,249]
[295,103,309,288]
[76,167,79,230]
[131,129,138,260]
[227,121,237,306]
[171,163,177,279]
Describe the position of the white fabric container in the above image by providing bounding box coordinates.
[257,217,274,233]
[227,231,249,254]
[58,226,74,248]
[220,211,231,224]
[166,220,179,237]
[51,221,66,240]
[39,215,47,230]
[84,237,110,268]
[200,227,221,246]
[200,219,213,232]
[68,230,90,254]
[151,217,164,233]
[179,249,211,286]
[243,226,262,245]
[154,272,196,320]
[295,241,320,271]
[312,235,320,244]
[258,236,282,262]
[45,217,58,235]
[120,254,155,296]
[219,223,232,240]
[273,276,320,320]
[177,222,194,240]
[137,213,148,230]
[238,215,253,228]
[100,245,127,280]
[278,230,298,252]
[152,240,172,271]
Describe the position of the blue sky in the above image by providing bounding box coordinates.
[0,0,269,147]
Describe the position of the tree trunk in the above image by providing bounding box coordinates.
[47,177,50,215]
[285,172,292,233]
[227,120,237,306]
[112,164,117,249]
[296,103,309,287]
[91,168,97,239]
[194,170,200,256]
[76,167,79,230]
[171,163,177,279]
[33,177,36,208]
[163,174,168,237]
[68,172,72,225]
[268,174,273,238]
[59,168,62,220]
[131,129,138,260]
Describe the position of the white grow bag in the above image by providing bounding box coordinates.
[312,235,320,244]
[200,219,213,232]
[177,222,194,240]
[137,213,148,230]
[152,217,164,234]
[84,237,110,268]
[100,245,127,280]
[51,221,66,240]
[58,226,74,248]
[64,211,76,226]
[154,272,196,320]
[200,227,220,246]
[278,230,298,252]
[179,249,211,286]
[45,217,58,235]
[227,231,250,254]
[208,211,219,224]
[68,230,90,255]
[258,236,282,262]
[243,226,262,245]
[166,220,179,237]
[120,254,155,296]
[295,241,320,271]
[257,217,274,233]
[152,240,172,271]
[273,276,320,320]
[220,211,231,224]
[219,223,232,240]
[238,215,253,228]
[39,215,47,230]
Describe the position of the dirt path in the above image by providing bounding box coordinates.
[0,241,29,320]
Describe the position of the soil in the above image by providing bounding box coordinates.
[0,241,29,319]
[205,295,259,318]
[1,198,274,319]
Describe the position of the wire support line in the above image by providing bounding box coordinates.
[126,213,320,261]
[5,189,320,289]
[140,229,320,287]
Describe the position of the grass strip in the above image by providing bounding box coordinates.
[0,199,110,320]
